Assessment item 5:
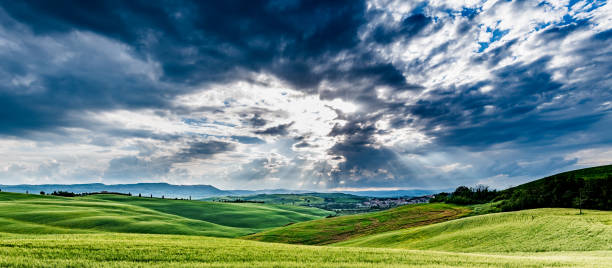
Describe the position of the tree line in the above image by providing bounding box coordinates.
[33,191,193,200]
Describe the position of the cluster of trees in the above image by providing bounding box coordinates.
[36,191,193,200]
[432,175,611,211]
[430,185,498,205]
[47,191,80,197]
[42,191,132,197]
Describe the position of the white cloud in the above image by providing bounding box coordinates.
[0,0,610,190]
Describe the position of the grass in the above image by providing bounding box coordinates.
[84,194,331,229]
[334,208,612,252]
[244,203,470,245]
[0,192,611,267]
[0,192,330,237]
[468,201,503,215]
[0,232,610,267]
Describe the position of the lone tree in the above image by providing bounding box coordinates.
[40,191,45,195]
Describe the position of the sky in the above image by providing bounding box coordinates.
[0,0,611,190]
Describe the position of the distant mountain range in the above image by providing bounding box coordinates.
[0,183,225,199]
[0,183,444,199]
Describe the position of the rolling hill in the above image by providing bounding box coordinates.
[244,203,470,245]
[245,165,612,246]
[0,165,611,267]
[0,192,330,237]
[334,208,612,252]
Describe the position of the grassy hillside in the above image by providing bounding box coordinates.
[335,208,612,252]
[84,194,331,229]
[244,203,470,245]
[0,192,329,237]
[1,189,611,267]
[0,233,610,267]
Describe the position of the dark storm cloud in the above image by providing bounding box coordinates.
[0,11,178,136]
[539,20,589,41]
[329,140,413,187]
[248,114,268,127]
[254,122,294,136]
[1,0,369,86]
[293,141,311,148]
[229,156,304,183]
[370,13,432,44]
[0,0,419,137]
[410,52,611,149]
[103,156,172,180]
[321,5,612,182]
[2,0,612,189]
[175,140,236,162]
[593,28,612,41]
[326,119,417,187]
[231,136,265,145]
[103,140,236,180]
[471,38,518,67]
[0,73,173,136]
[104,128,182,142]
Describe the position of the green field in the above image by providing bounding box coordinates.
[1,232,611,267]
[0,192,330,237]
[335,208,612,252]
[1,165,612,267]
[245,203,470,245]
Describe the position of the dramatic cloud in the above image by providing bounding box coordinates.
[0,0,611,190]
[254,122,294,136]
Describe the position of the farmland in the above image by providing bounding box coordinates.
[245,203,470,245]
[0,232,611,267]
[0,192,330,237]
[334,208,612,252]
[0,166,612,267]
